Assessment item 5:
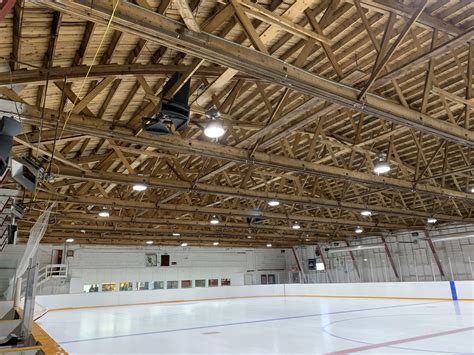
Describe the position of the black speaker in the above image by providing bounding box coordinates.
[143,72,190,135]
[0,116,21,175]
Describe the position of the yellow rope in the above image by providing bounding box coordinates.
[37,0,120,209]
[58,0,120,139]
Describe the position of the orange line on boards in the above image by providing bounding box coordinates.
[32,322,68,355]
[44,294,473,313]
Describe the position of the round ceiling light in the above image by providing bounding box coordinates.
[98,208,110,218]
[355,226,364,234]
[360,209,372,217]
[181,242,188,247]
[146,240,153,245]
[266,243,272,248]
[66,238,74,243]
[133,183,147,192]
[373,161,391,175]
[213,241,219,246]
[292,223,301,230]
[268,199,280,207]
[427,217,437,224]
[204,120,225,138]
[210,216,220,225]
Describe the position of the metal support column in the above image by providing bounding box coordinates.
[380,236,400,280]
[22,254,39,346]
[345,241,361,279]
[316,244,331,282]
[423,231,446,278]
[291,247,305,283]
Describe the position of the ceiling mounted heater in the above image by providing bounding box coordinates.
[143,72,191,135]
[0,116,21,176]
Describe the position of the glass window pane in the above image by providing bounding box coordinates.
[102,283,116,292]
[138,282,149,290]
[152,281,164,289]
[181,280,192,288]
[83,284,99,293]
[195,280,206,287]
[208,279,218,287]
[167,281,179,289]
[120,282,134,291]
[221,278,231,286]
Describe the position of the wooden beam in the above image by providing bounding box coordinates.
[237,0,333,45]
[10,101,474,202]
[38,0,474,146]
[358,0,428,98]
[173,0,200,32]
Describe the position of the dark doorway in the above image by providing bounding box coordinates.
[161,254,170,266]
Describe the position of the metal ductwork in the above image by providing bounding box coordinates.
[0,116,21,175]
[326,243,385,254]
[143,72,190,135]
[427,232,474,243]
[11,155,47,192]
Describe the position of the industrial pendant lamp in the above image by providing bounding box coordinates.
[373,152,390,175]
[204,107,225,138]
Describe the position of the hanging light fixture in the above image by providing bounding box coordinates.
[146,240,153,245]
[292,222,301,230]
[373,152,390,175]
[360,209,372,217]
[266,243,272,248]
[470,187,474,193]
[172,233,180,237]
[210,215,220,225]
[268,199,280,207]
[213,241,219,246]
[204,107,225,138]
[355,226,364,234]
[181,242,188,247]
[66,238,74,243]
[247,236,252,239]
[427,217,437,224]
[133,183,147,192]
[98,208,110,217]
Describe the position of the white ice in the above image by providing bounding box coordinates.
[37,297,474,354]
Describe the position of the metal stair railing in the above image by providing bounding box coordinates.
[36,264,68,287]
[0,197,11,252]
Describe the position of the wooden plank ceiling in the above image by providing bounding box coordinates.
[0,0,472,248]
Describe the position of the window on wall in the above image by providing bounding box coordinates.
[221,278,231,286]
[208,279,218,287]
[167,281,179,289]
[83,284,99,293]
[195,280,206,287]
[138,282,149,290]
[152,281,165,290]
[181,280,192,288]
[120,282,134,291]
[102,283,116,292]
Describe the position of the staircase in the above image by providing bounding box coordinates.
[0,196,12,252]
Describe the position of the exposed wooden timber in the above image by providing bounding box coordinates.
[37,0,474,146]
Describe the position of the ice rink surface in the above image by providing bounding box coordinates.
[37,297,474,354]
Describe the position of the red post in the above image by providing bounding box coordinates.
[345,241,361,279]
[0,0,16,22]
[381,236,400,279]
[424,231,446,278]
[291,247,303,272]
[315,244,331,282]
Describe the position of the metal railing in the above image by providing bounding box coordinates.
[36,264,68,287]
[0,196,11,252]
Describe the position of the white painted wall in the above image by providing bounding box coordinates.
[293,224,474,283]
[35,281,474,311]
[60,244,289,293]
